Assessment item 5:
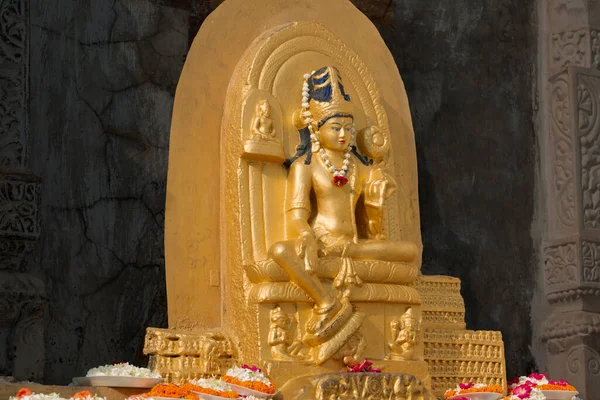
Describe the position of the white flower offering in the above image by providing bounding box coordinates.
[85,362,161,378]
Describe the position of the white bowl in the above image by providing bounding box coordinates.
[541,390,579,400]
[72,376,164,388]
[226,382,277,399]
[190,392,240,400]
[449,393,503,400]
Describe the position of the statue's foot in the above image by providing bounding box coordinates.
[306,300,342,334]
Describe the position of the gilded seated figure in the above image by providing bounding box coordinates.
[148,13,507,398]
[250,100,276,141]
[268,67,418,341]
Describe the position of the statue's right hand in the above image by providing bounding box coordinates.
[295,232,319,275]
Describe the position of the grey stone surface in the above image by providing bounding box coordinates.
[379,0,537,378]
[27,0,187,384]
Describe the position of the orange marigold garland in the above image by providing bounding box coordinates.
[72,391,93,400]
[181,382,238,398]
[16,389,33,399]
[143,383,196,399]
[221,376,275,394]
[444,382,503,399]
[221,365,276,394]
[538,382,577,391]
[507,374,578,395]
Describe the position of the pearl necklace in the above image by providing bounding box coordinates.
[302,72,355,187]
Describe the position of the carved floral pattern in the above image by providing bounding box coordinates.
[0,178,41,238]
[544,243,578,287]
[0,0,27,167]
[551,30,589,70]
[578,74,600,228]
[582,241,600,282]
[144,328,237,384]
[314,373,427,400]
[566,345,600,377]
[551,75,576,227]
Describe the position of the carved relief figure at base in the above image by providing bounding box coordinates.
[268,306,303,360]
[388,307,420,361]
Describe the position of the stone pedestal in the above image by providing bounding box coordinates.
[145,275,506,398]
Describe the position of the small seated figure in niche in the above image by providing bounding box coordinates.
[268,66,418,339]
[388,307,420,360]
[268,306,302,360]
[250,99,276,141]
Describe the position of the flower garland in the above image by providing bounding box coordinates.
[138,383,196,399]
[11,389,106,400]
[221,365,275,394]
[508,373,577,394]
[85,362,161,378]
[301,71,355,187]
[505,383,545,400]
[443,382,503,399]
[537,381,577,391]
[181,382,238,398]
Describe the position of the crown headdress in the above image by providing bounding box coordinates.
[295,66,354,129]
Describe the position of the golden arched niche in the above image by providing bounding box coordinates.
[165,0,420,331]
[149,0,505,397]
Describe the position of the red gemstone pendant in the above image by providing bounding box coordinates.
[333,175,348,187]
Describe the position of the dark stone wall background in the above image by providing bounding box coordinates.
[17,0,536,384]
[379,0,537,378]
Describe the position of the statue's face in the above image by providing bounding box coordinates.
[318,116,353,152]
[260,102,270,117]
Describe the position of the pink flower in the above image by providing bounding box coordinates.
[509,377,520,385]
[513,384,533,399]
[347,359,381,373]
[528,372,547,380]
[459,382,475,390]
[241,364,261,373]
[454,398,469,400]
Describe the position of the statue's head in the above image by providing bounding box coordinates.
[400,307,417,330]
[286,66,372,167]
[257,99,271,117]
[299,66,354,128]
[270,306,290,328]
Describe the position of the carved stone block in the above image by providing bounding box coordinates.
[542,311,600,397]
[550,29,600,73]
[0,174,41,271]
[544,238,600,307]
[548,0,600,34]
[144,327,237,383]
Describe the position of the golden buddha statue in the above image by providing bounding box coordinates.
[250,100,276,141]
[269,66,418,347]
[144,3,508,397]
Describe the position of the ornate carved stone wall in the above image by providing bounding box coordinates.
[541,1,600,397]
[0,0,46,382]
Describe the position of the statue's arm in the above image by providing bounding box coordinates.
[285,160,313,238]
[251,116,260,135]
[285,160,319,274]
